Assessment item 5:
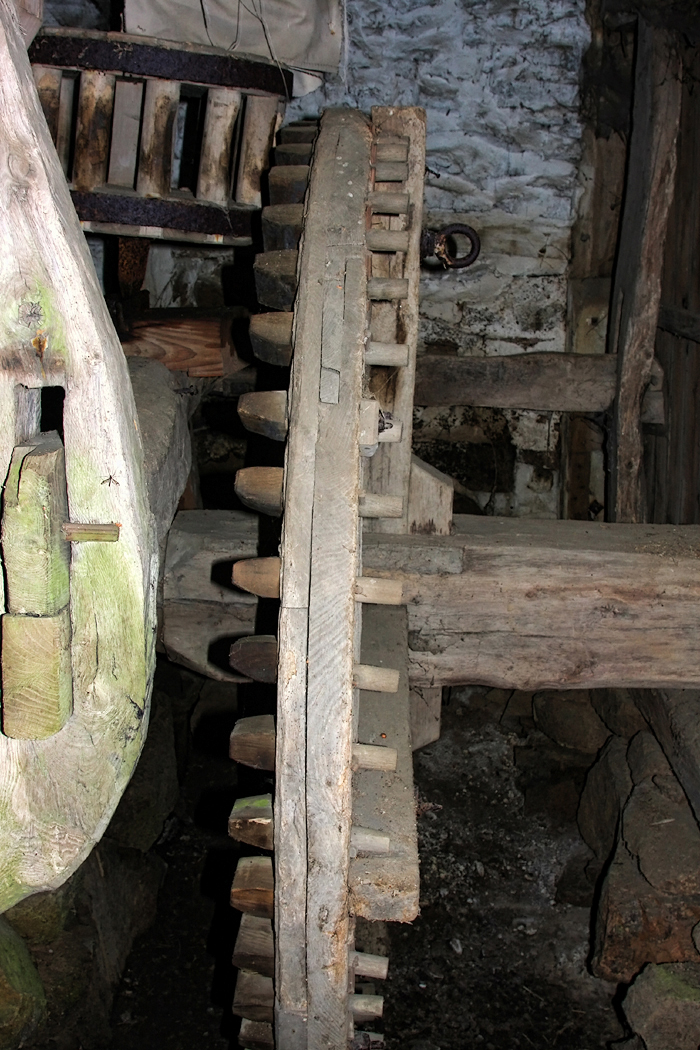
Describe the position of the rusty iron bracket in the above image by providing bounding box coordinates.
[420,223,481,269]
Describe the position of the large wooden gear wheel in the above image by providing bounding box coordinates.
[227,106,428,1050]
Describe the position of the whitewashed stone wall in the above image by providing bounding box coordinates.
[288,0,591,515]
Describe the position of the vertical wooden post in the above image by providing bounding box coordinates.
[107,79,144,189]
[235,94,280,207]
[55,72,75,176]
[609,21,681,522]
[32,64,61,143]
[73,70,116,192]
[136,78,180,198]
[197,86,241,204]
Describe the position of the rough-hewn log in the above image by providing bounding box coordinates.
[609,21,682,522]
[363,517,700,691]
[414,352,618,411]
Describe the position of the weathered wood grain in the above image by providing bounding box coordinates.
[231,856,274,918]
[363,519,700,691]
[414,352,618,411]
[107,78,143,188]
[350,605,419,923]
[229,637,278,683]
[235,467,284,516]
[228,794,274,851]
[235,94,279,207]
[237,390,288,441]
[233,970,274,1024]
[249,311,293,367]
[32,63,61,141]
[233,913,274,978]
[262,203,304,251]
[609,21,682,521]
[0,0,155,909]
[408,455,453,536]
[409,685,442,750]
[136,78,179,198]
[230,714,276,769]
[196,86,240,203]
[232,556,281,599]
[73,69,115,191]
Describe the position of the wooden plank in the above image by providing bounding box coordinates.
[304,109,371,1050]
[363,520,700,690]
[107,78,143,188]
[73,191,255,244]
[235,94,279,207]
[414,352,618,411]
[409,685,442,750]
[233,914,274,978]
[0,0,155,907]
[233,970,274,1024]
[136,78,179,198]
[349,605,419,922]
[365,108,426,537]
[609,21,682,522]
[230,714,276,769]
[73,69,115,191]
[408,455,453,536]
[231,856,274,918]
[124,317,228,377]
[197,86,240,204]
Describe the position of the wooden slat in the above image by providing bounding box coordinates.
[231,856,274,918]
[73,69,115,191]
[609,21,682,522]
[55,71,75,175]
[414,351,618,411]
[236,94,279,207]
[197,86,241,204]
[136,78,179,198]
[107,78,143,188]
[123,317,228,377]
[32,63,61,141]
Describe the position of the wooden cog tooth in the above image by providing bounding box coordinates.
[232,557,281,599]
[235,94,279,208]
[229,713,276,769]
[373,160,408,182]
[261,203,304,252]
[368,190,409,214]
[230,635,278,683]
[351,743,397,772]
[268,164,309,206]
[366,229,410,252]
[278,124,318,144]
[249,311,293,367]
[358,492,404,518]
[375,140,409,162]
[237,391,288,442]
[234,466,284,516]
[355,576,403,605]
[233,969,274,1024]
[274,141,313,165]
[350,950,390,980]
[350,826,390,854]
[228,794,273,850]
[353,663,400,693]
[349,993,384,1023]
[367,277,409,301]
[254,250,298,311]
[230,856,273,918]
[232,913,274,977]
[364,341,409,367]
[238,1018,274,1050]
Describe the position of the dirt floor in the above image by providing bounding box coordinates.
[104,679,626,1050]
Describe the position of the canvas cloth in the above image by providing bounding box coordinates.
[124,0,341,77]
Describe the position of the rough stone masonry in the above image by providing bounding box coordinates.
[290,0,592,515]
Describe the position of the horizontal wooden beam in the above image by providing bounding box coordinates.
[363,517,700,691]
[71,189,254,244]
[414,352,617,411]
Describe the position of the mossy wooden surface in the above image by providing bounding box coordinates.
[2,611,72,739]
[0,0,156,912]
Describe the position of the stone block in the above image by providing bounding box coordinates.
[0,916,45,1048]
[591,688,647,739]
[578,735,631,862]
[532,689,610,753]
[624,963,700,1050]
[592,839,700,983]
[623,776,700,897]
[5,871,80,945]
[627,730,672,785]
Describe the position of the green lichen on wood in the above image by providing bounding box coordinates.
[0,917,45,1048]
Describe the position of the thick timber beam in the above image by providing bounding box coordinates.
[363,516,700,691]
